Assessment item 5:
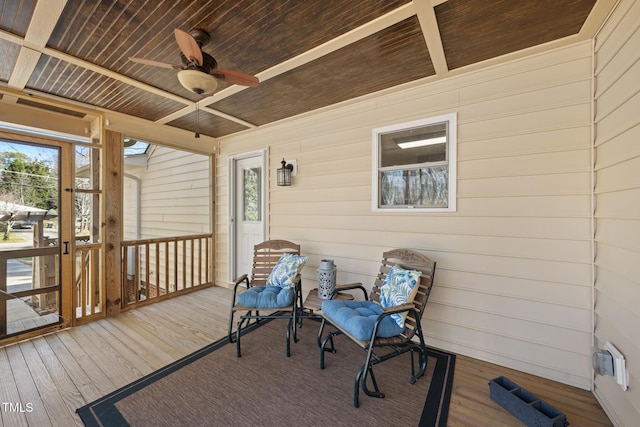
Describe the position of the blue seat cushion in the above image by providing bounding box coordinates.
[237,286,295,309]
[321,300,404,341]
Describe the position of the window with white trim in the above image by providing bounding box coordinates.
[372,113,457,212]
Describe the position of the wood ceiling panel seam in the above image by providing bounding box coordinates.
[104,3,186,68]
[0,0,35,37]
[51,0,103,58]
[198,2,417,108]
[26,53,58,91]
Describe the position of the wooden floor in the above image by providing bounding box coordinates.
[0,286,612,427]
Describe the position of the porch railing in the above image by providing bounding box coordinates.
[121,234,213,309]
[75,242,101,321]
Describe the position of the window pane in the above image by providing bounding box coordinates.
[380,166,448,208]
[373,112,456,211]
[243,167,261,221]
[380,121,447,168]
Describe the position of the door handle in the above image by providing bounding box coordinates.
[63,241,69,255]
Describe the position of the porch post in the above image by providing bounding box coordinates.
[104,129,123,315]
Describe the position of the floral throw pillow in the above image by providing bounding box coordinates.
[379,264,422,328]
[266,253,308,289]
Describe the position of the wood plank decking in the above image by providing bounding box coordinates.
[0,286,612,426]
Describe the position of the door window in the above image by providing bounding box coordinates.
[243,166,261,222]
[0,140,62,337]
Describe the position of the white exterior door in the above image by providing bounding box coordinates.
[230,153,266,281]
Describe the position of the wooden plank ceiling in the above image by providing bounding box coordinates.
[0,0,609,139]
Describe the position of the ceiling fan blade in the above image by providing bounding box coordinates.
[211,69,259,87]
[174,28,203,66]
[128,57,182,70]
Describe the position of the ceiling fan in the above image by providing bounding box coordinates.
[129,28,259,95]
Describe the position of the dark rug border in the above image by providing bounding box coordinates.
[77,320,456,427]
[421,347,456,427]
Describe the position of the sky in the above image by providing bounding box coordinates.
[0,140,59,164]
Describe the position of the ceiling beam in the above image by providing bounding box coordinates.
[8,47,41,89]
[200,106,257,129]
[8,0,67,89]
[414,0,449,76]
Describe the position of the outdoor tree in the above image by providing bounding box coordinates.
[0,188,24,240]
[75,177,92,234]
[0,150,58,240]
[0,151,57,210]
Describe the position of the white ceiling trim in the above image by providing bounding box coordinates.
[8,0,66,90]
[414,0,449,76]
[580,0,620,38]
[8,47,41,89]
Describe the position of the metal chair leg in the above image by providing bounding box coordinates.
[227,310,236,343]
[285,318,292,357]
[319,319,338,369]
[354,365,365,408]
[236,319,243,357]
[361,352,383,401]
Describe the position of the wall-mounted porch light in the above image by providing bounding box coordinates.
[277,158,294,186]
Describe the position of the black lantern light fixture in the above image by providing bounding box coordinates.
[277,158,294,186]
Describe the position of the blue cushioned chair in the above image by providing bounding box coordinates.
[318,248,436,407]
[228,240,305,357]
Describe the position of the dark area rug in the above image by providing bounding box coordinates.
[77,318,455,426]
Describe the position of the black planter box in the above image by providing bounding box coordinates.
[489,376,568,427]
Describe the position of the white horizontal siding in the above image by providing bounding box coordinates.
[124,146,211,239]
[143,147,210,236]
[216,40,597,390]
[123,176,139,240]
[593,0,640,425]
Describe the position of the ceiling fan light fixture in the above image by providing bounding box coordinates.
[177,69,218,95]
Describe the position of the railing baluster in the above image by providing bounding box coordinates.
[190,238,194,289]
[81,249,88,317]
[154,242,160,296]
[182,239,187,289]
[174,240,178,292]
[145,243,150,299]
[165,241,169,293]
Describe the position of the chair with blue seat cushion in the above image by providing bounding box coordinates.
[319,248,436,407]
[228,240,307,357]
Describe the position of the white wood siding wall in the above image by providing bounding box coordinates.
[217,42,595,389]
[593,0,640,424]
[122,146,212,289]
[134,146,211,238]
[123,172,141,240]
